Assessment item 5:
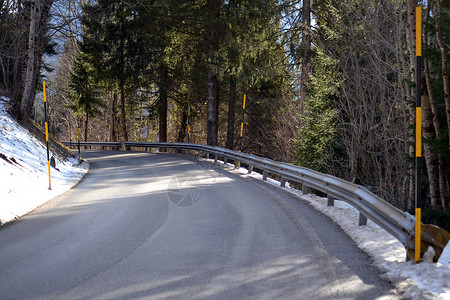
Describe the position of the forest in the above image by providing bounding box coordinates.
[0,0,449,225]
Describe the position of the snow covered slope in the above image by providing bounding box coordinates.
[0,96,88,225]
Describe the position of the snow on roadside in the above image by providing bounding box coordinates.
[217,162,450,299]
[298,193,450,299]
[0,96,89,225]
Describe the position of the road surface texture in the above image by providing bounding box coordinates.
[0,150,398,299]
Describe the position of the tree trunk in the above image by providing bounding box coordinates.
[20,0,40,119]
[422,93,440,209]
[434,0,450,148]
[84,112,89,142]
[300,0,311,101]
[207,72,218,146]
[177,108,188,143]
[206,0,220,146]
[20,0,52,119]
[424,5,447,210]
[118,1,127,145]
[120,83,128,143]
[10,1,28,111]
[424,59,447,210]
[406,0,418,83]
[159,66,168,143]
[406,0,418,208]
[111,92,117,141]
[226,78,236,149]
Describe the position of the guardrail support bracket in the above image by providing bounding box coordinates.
[327,195,335,207]
[359,212,368,226]
[302,185,309,195]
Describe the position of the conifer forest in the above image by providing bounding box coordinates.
[0,0,449,226]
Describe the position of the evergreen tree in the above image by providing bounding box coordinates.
[294,50,338,171]
[79,0,148,143]
[68,51,104,142]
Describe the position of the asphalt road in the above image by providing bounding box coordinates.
[0,150,398,299]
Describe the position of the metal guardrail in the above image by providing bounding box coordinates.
[63,141,449,261]
[64,141,122,149]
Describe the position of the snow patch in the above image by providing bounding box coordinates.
[0,97,88,225]
[439,243,450,267]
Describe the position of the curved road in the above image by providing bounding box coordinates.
[0,150,397,299]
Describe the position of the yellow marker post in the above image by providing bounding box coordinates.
[77,102,81,166]
[187,105,191,143]
[237,94,246,168]
[43,82,51,190]
[240,94,246,147]
[415,6,422,263]
[187,105,191,155]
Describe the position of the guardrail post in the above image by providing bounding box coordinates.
[359,212,368,226]
[263,170,268,181]
[281,178,287,188]
[248,165,253,174]
[302,185,309,194]
[223,156,228,165]
[214,153,218,164]
[198,150,201,158]
[327,195,335,207]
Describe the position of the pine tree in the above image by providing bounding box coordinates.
[68,51,104,142]
[294,50,338,171]
[79,0,147,143]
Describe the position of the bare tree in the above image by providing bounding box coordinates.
[433,0,450,150]
[316,0,414,209]
[21,0,54,119]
